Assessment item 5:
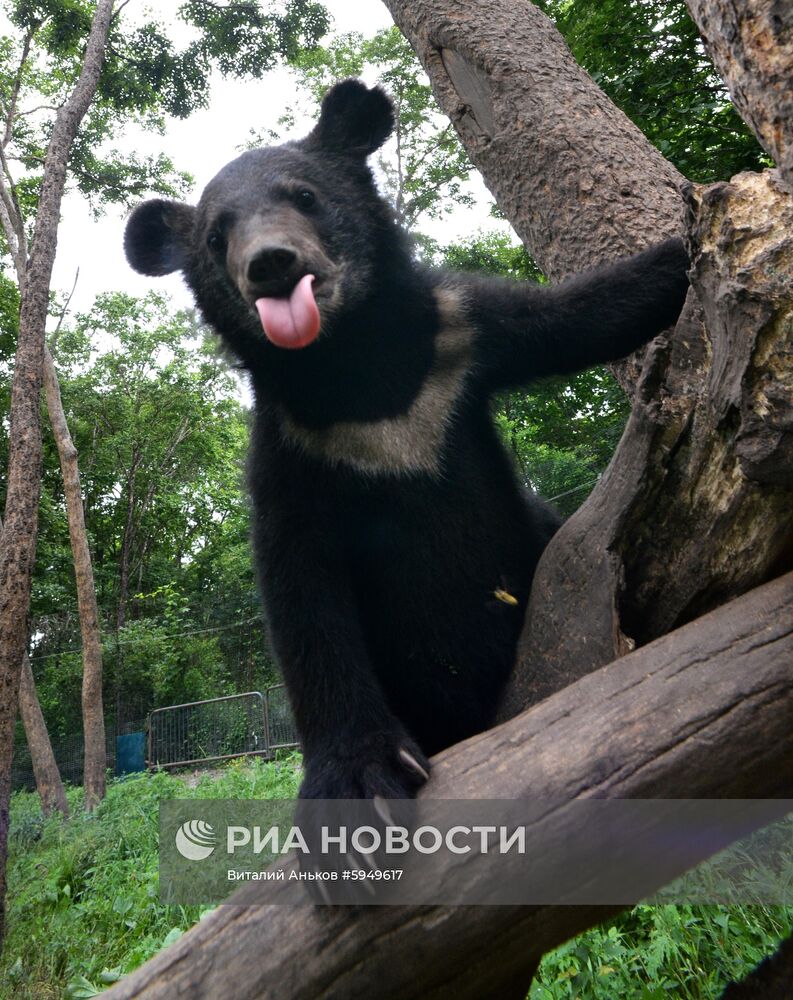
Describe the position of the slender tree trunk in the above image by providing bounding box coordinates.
[0,0,114,947]
[381,0,792,714]
[18,653,69,818]
[117,450,141,634]
[43,347,106,810]
[0,514,68,818]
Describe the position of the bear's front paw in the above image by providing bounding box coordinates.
[295,733,430,903]
[300,731,429,801]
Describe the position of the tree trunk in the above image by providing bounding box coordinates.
[380,0,792,715]
[117,449,141,634]
[1,512,68,819]
[103,571,793,1000]
[18,653,69,819]
[43,347,106,811]
[382,0,685,281]
[686,0,793,192]
[0,0,115,947]
[505,167,793,711]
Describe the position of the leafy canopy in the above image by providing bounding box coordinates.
[0,0,330,218]
[535,0,767,182]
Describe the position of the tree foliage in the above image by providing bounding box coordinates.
[12,293,270,738]
[0,0,330,219]
[284,26,475,230]
[534,0,767,182]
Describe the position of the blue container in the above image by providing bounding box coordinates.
[116,731,146,776]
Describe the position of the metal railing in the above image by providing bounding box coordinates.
[147,686,299,769]
[265,683,299,749]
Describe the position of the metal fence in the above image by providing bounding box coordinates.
[11,717,147,792]
[11,685,300,792]
[11,597,301,792]
[147,685,299,769]
[266,683,299,749]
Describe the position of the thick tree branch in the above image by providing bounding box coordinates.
[105,571,793,1000]
[686,1,793,191]
[381,0,686,286]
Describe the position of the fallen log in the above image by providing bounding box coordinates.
[105,570,793,1000]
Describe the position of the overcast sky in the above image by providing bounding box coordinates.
[49,0,497,320]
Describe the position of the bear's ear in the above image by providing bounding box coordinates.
[124,199,195,276]
[307,79,394,158]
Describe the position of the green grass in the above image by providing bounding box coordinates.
[1,759,790,999]
[1,756,302,999]
[532,904,791,998]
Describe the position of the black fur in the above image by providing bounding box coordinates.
[125,80,690,800]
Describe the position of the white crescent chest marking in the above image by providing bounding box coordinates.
[278,286,474,477]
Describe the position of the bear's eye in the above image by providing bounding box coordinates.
[295,188,316,211]
[206,229,225,254]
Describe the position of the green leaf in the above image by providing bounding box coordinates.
[162,927,183,947]
[66,975,101,999]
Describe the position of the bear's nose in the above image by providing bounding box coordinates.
[247,246,298,285]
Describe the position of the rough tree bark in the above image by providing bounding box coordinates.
[380,0,792,712]
[43,347,106,810]
[0,0,115,946]
[507,168,793,709]
[382,0,684,285]
[104,571,793,1000]
[0,515,68,819]
[686,0,793,192]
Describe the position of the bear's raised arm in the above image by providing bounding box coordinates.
[464,238,690,392]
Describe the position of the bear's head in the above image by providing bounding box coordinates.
[124,80,396,363]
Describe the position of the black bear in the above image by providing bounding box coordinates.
[125,80,689,802]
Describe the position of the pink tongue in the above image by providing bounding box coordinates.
[255,274,321,349]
